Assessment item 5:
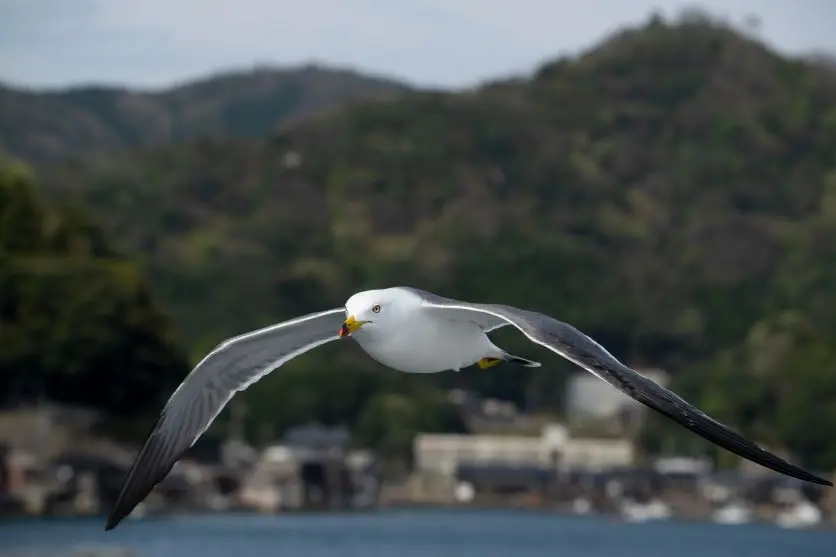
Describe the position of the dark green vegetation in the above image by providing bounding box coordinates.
[6,15,836,471]
[0,160,189,421]
[0,65,408,163]
[0,160,466,455]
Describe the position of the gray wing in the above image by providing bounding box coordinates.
[105,307,346,531]
[420,297,832,487]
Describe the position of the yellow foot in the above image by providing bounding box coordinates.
[478,357,502,370]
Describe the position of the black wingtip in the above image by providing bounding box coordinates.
[750,448,833,487]
[105,501,129,531]
[105,500,130,531]
[803,473,833,487]
[103,418,181,532]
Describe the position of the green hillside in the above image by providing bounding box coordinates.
[23,16,836,468]
[0,159,189,425]
[1,65,409,163]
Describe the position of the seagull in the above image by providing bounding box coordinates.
[105,286,831,530]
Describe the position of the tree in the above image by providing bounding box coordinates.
[0,159,190,423]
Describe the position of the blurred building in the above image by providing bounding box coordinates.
[237,423,379,513]
[564,368,669,434]
[409,423,633,503]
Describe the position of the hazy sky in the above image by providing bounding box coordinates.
[2,0,835,90]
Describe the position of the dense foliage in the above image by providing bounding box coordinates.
[0,158,465,455]
[0,160,190,422]
[6,15,836,469]
[0,65,407,163]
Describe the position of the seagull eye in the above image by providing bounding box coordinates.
[372,304,381,313]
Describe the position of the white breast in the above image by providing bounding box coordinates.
[353,312,489,373]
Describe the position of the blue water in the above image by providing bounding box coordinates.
[1,509,836,557]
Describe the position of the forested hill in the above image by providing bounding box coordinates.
[0,159,190,424]
[17,15,836,468]
[0,65,409,163]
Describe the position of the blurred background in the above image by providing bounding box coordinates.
[2,1,836,556]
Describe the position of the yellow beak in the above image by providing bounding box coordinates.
[339,315,365,338]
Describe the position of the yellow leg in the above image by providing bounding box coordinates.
[478,357,502,370]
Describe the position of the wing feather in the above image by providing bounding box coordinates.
[105,307,346,530]
[422,298,832,487]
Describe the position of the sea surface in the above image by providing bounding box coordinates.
[1,509,836,557]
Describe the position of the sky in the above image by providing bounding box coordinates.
[2,0,836,91]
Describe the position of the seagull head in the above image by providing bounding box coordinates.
[339,287,418,338]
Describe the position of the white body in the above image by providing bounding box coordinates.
[351,305,500,373]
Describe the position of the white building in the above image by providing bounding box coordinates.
[413,423,634,476]
[564,368,669,428]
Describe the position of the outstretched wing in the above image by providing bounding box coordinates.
[421,297,832,487]
[105,307,347,531]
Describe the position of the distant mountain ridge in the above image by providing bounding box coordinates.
[0,64,411,163]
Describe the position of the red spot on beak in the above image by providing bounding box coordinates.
[339,324,350,338]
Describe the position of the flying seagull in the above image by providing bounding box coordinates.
[105,286,831,530]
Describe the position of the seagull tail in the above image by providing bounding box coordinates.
[504,354,542,368]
